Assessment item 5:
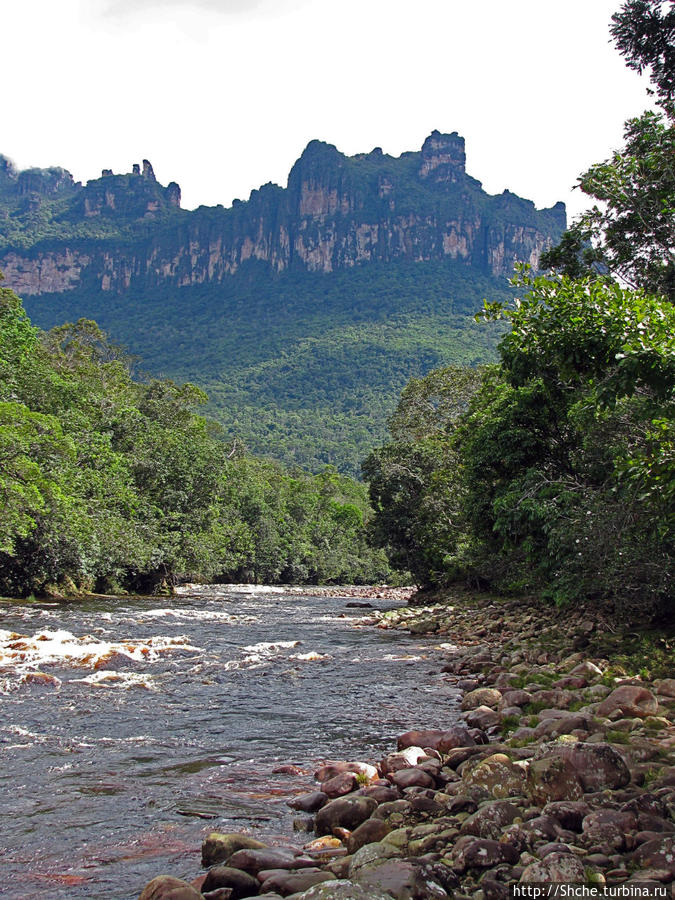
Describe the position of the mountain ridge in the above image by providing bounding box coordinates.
[0,132,566,473]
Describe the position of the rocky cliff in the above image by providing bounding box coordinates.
[0,132,565,298]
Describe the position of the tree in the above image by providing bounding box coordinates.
[611,0,675,102]
[542,1,675,300]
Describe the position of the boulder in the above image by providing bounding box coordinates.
[464,706,501,730]
[533,741,630,792]
[201,832,268,868]
[542,801,591,831]
[201,865,260,898]
[654,678,675,698]
[526,756,584,805]
[138,876,204,900]
[631,836,675,878]
[315,762,378,782]
[460,800,519,839]
[289,792,329,813]
[582,810,637,852]
[462,753,526,799]
[353,858,449,898]
[347,818,390,854]
[461,688,502,711]
[321,773,358,798]
[449,835,519,873]
[226,847,305,875]
[390,767,436,791]
[314,796,378,836]
[520,851,587,882]
[498,690,532,710]
[396,727,474,752]
[295,881,392,900]
[597,685,659,719]
[260,869,336,895]
[380,747,428,775]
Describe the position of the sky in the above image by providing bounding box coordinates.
[2,0,653,222]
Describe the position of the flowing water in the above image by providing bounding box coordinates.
[0,585,461,899]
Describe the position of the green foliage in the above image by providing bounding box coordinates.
[0,287,389,596]
[26,259,506,475]
[610,0,675,102]
[362,365,483,586]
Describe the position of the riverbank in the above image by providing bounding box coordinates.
[139,592,675,900]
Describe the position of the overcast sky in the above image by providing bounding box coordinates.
[2,0,651,221]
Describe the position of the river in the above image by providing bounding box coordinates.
[0,585,461,899]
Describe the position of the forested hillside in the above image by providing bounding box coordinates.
[0,284,390,596]
[0,132,564,472]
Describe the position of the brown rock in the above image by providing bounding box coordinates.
[138,876,204,900]
[582,810,638,852]
[542,801,591,831]
[526,756,584,805]
[201,832,268,868]
[390,767,436,791]
[347,818,390,854]
[631,836,675,878]
[520,852,587,882]
[259,869,336,895]
[462,753,526,799]
[288,791,329,813]
[321,772,358,798]
[460,800,519,839]
[450,836,519,872]
[201,865,259,898]
[464,705,501,730]
[396,727,474,752]
[533,741,630,792]
[597,685,659,719]
[461,688,503,711]
[314,796,378,836]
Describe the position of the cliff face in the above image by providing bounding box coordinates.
[0,132,565,298]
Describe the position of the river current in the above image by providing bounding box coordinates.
[0,585,461,899]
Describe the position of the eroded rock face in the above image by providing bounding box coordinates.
[0,133,566,298]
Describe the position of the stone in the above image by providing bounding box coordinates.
[654,678,675,698]
[347,818,390,854]
[321,773,358,798]
[449,836,519,873]
[569,661,603,678]
[464,706,501,730]
[314,796,378,836]
[462,753,526,799]
[380,747,428,775]
[533,741,630,792]
[390,767,436,791]
[498,690,532,710]
[582,810,637,852]
[201,865,259,898]
[461,688,502,711]
[353,858,449,899]
[260,870,336,895]
[295,881,392,900]
[542,801,591,831]
[631,836,675,878]
[201,832,268,868]
[289,792,329,813]
[357,785,400,803]
[138,876,204,900]
[520,852,587,882]
[396,727,475,752]
[597,685,659,719]
[460,800,519,839]
[315,762,378,782]
[526,756,584,805]
[226,847,303,875]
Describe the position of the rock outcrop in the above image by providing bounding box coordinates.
[0,132,565,299]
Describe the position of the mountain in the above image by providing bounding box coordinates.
[0,132,566,473]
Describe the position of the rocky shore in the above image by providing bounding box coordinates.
[139,593,674,900]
